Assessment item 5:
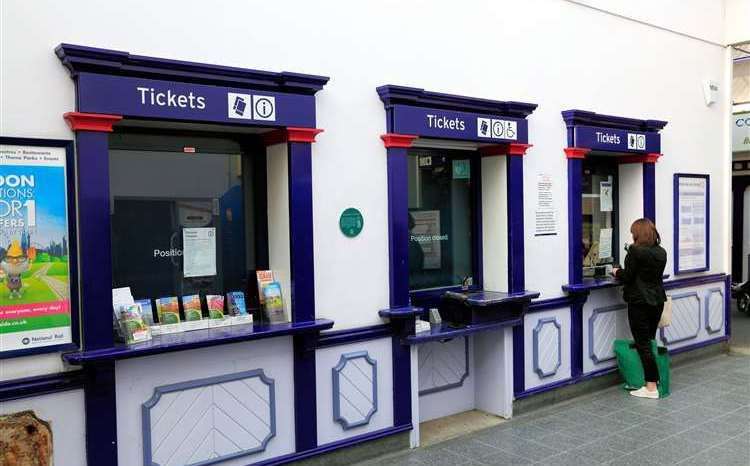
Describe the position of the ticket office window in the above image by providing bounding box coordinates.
[581,157,619,278]
[108,132,261,301]
[407,148,479,292]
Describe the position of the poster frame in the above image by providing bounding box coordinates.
[673,173,710,275]
[0,137,79,359]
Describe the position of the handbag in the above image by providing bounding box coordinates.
[658,296,672,328]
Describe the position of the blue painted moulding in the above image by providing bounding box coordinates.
[332,351,378,430]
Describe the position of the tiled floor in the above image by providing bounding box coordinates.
[358,354,750,466]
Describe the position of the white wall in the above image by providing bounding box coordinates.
[725,0,750,45]
[571,0,726,45]
[0,0,730,340]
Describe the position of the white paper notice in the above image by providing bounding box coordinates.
[410,210,442,269]
[535,174,557,236]
[677,177,708,271]
[598,228,613,260]
[600,181,613,212]
[183,227,217,278]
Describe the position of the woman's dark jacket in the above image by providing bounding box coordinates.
[615,244,667,306]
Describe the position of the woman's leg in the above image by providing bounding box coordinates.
[628,304,660,388]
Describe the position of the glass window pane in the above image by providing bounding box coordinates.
[407,149,474,290]
[581,158,618,278]
[109,136,248,301]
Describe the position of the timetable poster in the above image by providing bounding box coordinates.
[676,175,708,273]
[0,144,72,353]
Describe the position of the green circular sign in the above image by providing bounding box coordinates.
[339,208,364,238]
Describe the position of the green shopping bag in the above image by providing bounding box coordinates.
[613,339,670,398]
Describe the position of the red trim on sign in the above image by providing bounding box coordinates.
[564,147,591,159]
[507,143,532,156]
[380,134,418,148]
[63,112,122,132]
[619,153,662,164]
[263,127,324,146]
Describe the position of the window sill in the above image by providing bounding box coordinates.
[62,319,334,365]
[562,277,622,293]
[405,319,522,344]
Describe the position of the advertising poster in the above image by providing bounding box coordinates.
[676,175,708,273]
[0,144,72,354]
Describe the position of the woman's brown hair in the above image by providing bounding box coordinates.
[630,218,660,247]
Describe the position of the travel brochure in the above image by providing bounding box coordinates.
[110,276,286,345]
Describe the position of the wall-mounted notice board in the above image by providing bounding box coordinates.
[674,173,709,275]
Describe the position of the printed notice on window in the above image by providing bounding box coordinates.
[535,173,557,236]
[600,181,613,212]
[410,210,442,269]
[183,227,216,278]
[598,228,613,260]
[677,176,708,272]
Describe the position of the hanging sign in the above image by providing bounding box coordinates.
[674,174,709,274]
[339,208,364,238]
[390,104,528,143]
[733,112,750,153]
[573,125,660,154]
[0,140,75,356]
[76,72,317,128]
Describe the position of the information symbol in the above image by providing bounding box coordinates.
[252,95,276,121]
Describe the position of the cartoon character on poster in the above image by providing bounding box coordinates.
[1,240,30,299]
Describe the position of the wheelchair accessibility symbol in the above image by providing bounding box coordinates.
[253,95,276,121]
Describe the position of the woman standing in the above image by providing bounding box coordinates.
[612,218,667,399]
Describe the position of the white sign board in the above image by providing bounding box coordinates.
[534,173,557,236]
[733,112,750,153]
[183,227,217,278]
[676,175,709,273]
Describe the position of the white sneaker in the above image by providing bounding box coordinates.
[630,387,659,399]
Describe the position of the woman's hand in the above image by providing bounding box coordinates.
[611,267,620,277]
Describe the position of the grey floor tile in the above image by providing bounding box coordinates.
[603,409,655,426]
[494,438,558,462]
[660,405,725,425]
[471,429,520,448]
[571,441,625,463]
[408,447,473,466]
[598,433,657,453]
[679,425,735,447]
[531,432,585,451]
[638,418,692,436]
[366,454,427,466]
[536,451,602,466]
[617,423,689,445]
[716,413,750,432]
[440,439,502,461]
[608,452,663,466]
[700,418,746,437]
[636,436,708,464]
[475,450,534,465]
[678,446,750,466]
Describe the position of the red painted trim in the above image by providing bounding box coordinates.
[63,112,122,132]
[263,127,324,146]
[380,133,418,148]
[478,144,508,156]
[507,143,533,156]
[564,147,591,159]
[619,153,662,164]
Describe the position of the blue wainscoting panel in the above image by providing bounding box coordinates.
[532,318,561,378]
[142,369,275,466]
[588,304,626,364]
[418,337,470,395]
[660,292,701,345]
[332,351,378,430]
[704,288,724,334]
